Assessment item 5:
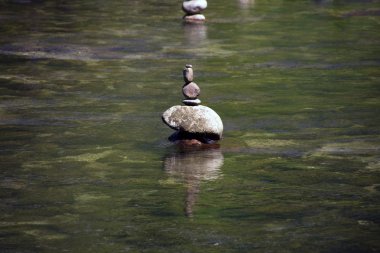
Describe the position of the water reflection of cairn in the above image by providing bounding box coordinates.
[162,64,223,145]
[238,0,255,9]
[164,146,224,217]
[184,24,207,46]
[182,0,208,22]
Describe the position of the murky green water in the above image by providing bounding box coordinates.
[1,0,379,252]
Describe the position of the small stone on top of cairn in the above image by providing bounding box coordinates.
[183,64,194,83]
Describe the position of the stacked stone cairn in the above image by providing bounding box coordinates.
[182,64,201,106]
[182,0,208,23]
[162,65,223,145]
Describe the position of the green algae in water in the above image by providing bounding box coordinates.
[0,0,379,252]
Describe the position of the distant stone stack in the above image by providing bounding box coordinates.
[182,0,207,23]
[162,64,223,145]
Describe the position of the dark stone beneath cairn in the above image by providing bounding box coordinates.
[168,131,219,144]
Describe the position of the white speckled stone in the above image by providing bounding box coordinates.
[182,0,207,15]
[162,105,223,139]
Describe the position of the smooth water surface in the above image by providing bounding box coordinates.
[0,0,379,252]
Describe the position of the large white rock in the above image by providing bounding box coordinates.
[162,105,223,139]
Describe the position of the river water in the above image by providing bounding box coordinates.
[0,0,379,252]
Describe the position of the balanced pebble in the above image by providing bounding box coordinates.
[183,99,201,106]
[182,82,200,99]
[183,64,194,83]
